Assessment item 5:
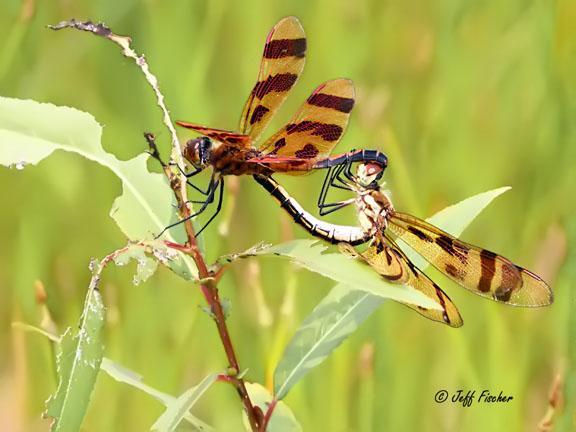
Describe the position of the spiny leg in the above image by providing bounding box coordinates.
[319,166,349,206]
[318,197,356,216]
[172,163,215,196]
[317,164,356,216]
[318,163,352,207]
[195,178,225,238]
[342,159,360,184]
[155,177,220,239]
[315,162,359,217]
[318,166,336,207]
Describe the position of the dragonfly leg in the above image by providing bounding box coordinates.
[195,178,225,238]
[318,197,356,216]
[155,176,220,239]
[316,162,358,216]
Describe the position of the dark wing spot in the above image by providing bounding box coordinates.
[285,121,342,142]
[445,264,466,281]
[436,235,469,264]
[286,121,315,134]
[307,93,355,113]
[252,73,298,99]
[250,105,270,125]
[294,144,320,159]
[268,138,287,155]
[479,249,497,293]
[433,286,451,324]
[494,262,519,302]
[312,124,342,142]
[494,286,512,302]
[408,226,433,242]
[263,38,306,59]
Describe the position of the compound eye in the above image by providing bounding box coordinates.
[201,136,211,147]
[197,137,213,164]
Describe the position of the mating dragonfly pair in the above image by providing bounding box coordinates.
[158,17,552,327]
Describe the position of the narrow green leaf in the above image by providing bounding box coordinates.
[100,358,172,406]
[273,187,510,399]
[11,322,60,343]
[274,285,381,400]
[255,240,442,310]
[151,374,217,432]
[242,383,301,432]
[45,288,105,431]
[0,96,197,280]
[14,318,213,430]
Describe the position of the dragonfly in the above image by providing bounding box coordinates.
[254,162,553,326]
[170,16,388,236]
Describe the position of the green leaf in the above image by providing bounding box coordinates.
[114,243,159,285]
[274,284,381,400]
[0,96,197,280]
[242,383,301,432]
[45,288,105,431]
[13,325,213,432]
[151,374,217,432]
[254,240,442,310]
[100,358,174,406]
[273,187,510,400]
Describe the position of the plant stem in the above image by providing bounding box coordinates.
[260,399,278,432]
[159,151,260,427]
[171,216,260,431]
[49,20,260,431]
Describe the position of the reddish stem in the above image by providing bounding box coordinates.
[164,178,260,431]
[260,398,278,432]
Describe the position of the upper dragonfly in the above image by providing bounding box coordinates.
[254,162,553,327]
[171,17,387,235]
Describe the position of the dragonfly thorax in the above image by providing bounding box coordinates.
[355,189,393,234]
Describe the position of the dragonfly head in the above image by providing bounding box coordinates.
[183,136,213,169]
[356,162,385,189]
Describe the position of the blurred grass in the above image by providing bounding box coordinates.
[0,0,574,430]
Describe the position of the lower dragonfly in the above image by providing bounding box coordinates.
[253,162,553,326]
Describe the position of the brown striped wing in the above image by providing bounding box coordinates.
[339,238,463,327]
[239,16,306,141]
[387,212,553,306]
[257,78,355,163]
[175,122,251,147]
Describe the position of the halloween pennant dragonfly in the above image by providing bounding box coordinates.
[254,163,552,326]
[169,16,387,236]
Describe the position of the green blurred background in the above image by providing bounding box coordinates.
[1,0,574,430]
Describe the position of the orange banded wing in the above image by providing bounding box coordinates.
[340,239,463,327]
[239,16,306,141]
[176,122,251,147]
[258,78,355,165]
[387,212,553,306]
